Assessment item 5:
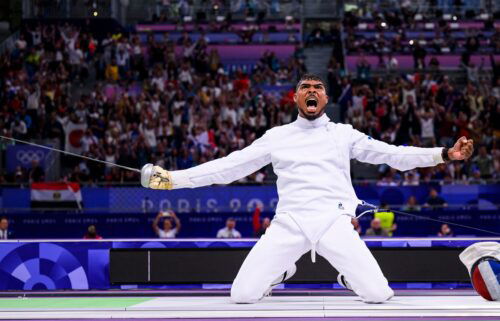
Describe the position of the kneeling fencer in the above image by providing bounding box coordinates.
[141,73,474,303]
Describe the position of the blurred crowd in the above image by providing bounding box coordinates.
[298,1,500,55]
[0,21,306,184]
[1,14,499,187]
[343,15,500,57]
[150,0,300,23]
[344,0,496,21]
[327,60,499,184]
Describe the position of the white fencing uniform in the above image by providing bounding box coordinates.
[168,114,444,303]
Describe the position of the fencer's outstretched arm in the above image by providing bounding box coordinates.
[143,131,273,190]
[349,127,474,171]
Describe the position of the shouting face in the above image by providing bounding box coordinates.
[294,79,329,120]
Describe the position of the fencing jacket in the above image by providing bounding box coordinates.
[170,114,444,253]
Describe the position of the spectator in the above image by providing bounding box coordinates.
[463,61,482,86]
[42,112,65,146]
[252,205,270,237]
[254,217,271,237]
[365,218,389,237]
[15,33,27,51]
[217,217,242,238]
[437,112,456,148]
[424,188,448,209]
[418,110,436,147]
[374,203,397,236]
[105,58,119,82]
[402,196,421,212]
[12,166,27,185]
[152,210,181,238]
[428,56,440,71]
[412,42,427,69]
[468,169,486,184]
[437,224,454,237]
[377,170,399,186]
[10,118,28,139]
[28,159,45,183]
[83,225,102,239]
[0,217,12,240]
[402,171,420,186]
[386,53,398,71]
[68,43,84,82]
[81,129,99,153]
[307,25,326,46]
[471,146,494,179]
[356,54,371,82]
[116,48,130,79]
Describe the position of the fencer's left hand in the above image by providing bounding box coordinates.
[448,136,474,161]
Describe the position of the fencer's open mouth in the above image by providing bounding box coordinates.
[306,97,318,112]
[306,99,317,106]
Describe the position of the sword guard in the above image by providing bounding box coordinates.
[141,163,154,188]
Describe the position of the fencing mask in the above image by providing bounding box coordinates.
[459,242,500,301]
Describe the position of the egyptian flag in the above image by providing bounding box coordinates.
[31,182,83,209]
[64,121,87,154]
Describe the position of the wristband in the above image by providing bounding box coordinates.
[442,148,451,162]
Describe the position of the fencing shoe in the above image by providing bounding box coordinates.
[337,273,352,290]
[264,264,297,297]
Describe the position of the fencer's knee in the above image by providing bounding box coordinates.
[230,283,260,304]
[361,286,394,304]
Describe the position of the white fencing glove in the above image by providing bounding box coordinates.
[141,163,173,190]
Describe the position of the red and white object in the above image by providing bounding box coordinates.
[31,182,83,209]
[64,121,87,154]
[459,242,500,301]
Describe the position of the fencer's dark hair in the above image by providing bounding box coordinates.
[296,73,327,92]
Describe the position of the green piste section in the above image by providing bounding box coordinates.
[0,297,152,309]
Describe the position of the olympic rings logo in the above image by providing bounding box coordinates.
[16,150,45,164]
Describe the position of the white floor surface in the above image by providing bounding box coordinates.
[0,295,499,319]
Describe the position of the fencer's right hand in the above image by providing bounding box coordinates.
[141,163,173,190]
